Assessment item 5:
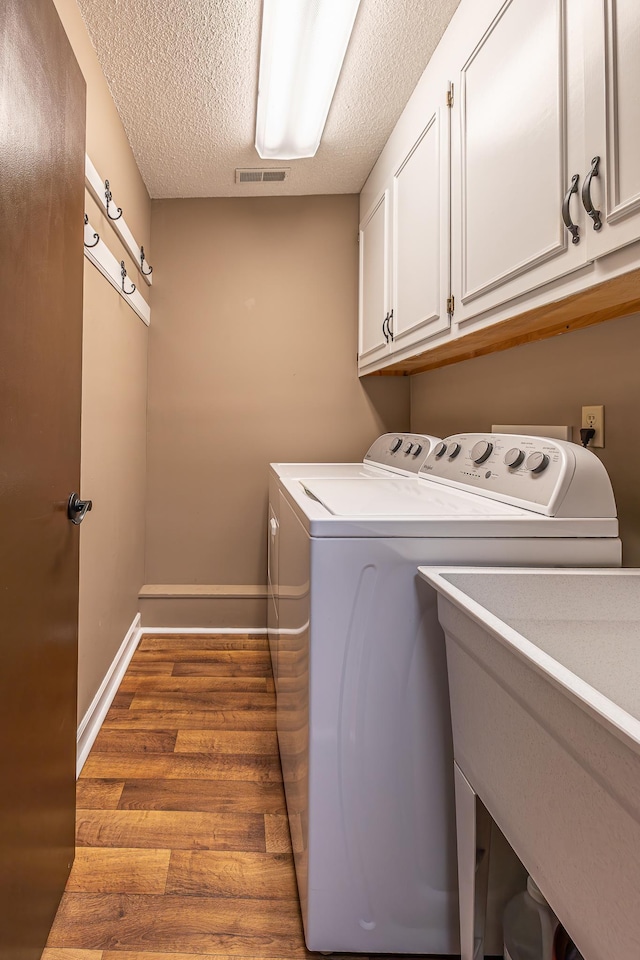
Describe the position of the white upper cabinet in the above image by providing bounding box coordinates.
[391,94,451,351]
[582,0,640,258]
[358,78,452,373]
[358,0,640,374]
[451,0,588,327]
[358,189,391,367]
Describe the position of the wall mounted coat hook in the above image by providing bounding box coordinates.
[120,260,136,295]
[105,179,123,220]
[83,213,99,248]
[140,245,153,276]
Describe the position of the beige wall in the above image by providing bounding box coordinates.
[52,0,150,721]
[410,312,640,564]
[144,196,410,625]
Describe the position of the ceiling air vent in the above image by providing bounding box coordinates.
[235,167,290,184]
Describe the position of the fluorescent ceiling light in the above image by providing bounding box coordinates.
[255,0,362,161]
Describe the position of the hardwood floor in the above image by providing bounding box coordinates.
[45,634,312,960]
[45,635,443,960]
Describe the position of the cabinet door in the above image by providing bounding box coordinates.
[392,101,451,352]
[583,0,640,258]
[451,0,587,328]
[358,189,390,368]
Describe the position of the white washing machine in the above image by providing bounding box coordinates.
[271,433,621,955]
[268,433,441,687]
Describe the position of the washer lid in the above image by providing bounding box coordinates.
[282,476,618,538]
[300,478,528,518]
[270,463,389,480]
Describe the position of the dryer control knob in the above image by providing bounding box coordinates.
[412,443,423,457]
[434,442,448,458]
[526,451,550,474]
[448,442,461,459]
[471,440,493,464]
[390,438,403,453]
[504,447,525,468]
[404,442,414,454]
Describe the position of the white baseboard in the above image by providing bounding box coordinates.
[138,626,268,635]
[76,612,142,777]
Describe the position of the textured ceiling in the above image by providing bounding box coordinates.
[76,0,461,198]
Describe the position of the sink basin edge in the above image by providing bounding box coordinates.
[417,565,640,754]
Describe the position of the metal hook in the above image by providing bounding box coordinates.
[120,261,136,295]
[105,179,123,221]
[140,245,153,276]
[83,214,99,248]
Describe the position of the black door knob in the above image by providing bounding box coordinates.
[67,493,93,525]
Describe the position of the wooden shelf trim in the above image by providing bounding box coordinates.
[364,268,640,376]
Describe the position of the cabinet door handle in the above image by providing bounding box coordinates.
[382,312,390,342]
[582,156,602,231]
[388,309,394,342]
[562,174,580,245]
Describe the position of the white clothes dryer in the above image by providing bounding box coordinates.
[268,433,441,686]
[271,433,621,955]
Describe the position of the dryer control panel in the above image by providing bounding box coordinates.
[419,434,616,518]
[364,433,440,476]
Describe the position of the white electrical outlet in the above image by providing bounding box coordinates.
[581,404,605,448]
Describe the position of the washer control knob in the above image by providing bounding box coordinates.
[471,440,493,464]
[412,443,423,458]
[526,451,550,474]
[448,442,461,459]
[504,447,525,469]
[434,441,448,458]
[404,442,414,454]
[390,438,403,453]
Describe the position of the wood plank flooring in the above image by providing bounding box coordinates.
[45,635,442,960]
[46,634,311,960]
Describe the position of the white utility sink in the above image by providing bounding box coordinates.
[417,566,640,960]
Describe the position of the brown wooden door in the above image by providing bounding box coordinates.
[0,0,86,956]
